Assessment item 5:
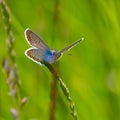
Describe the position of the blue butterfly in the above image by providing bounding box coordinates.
[25,28,84,66]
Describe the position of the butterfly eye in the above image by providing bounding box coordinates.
[52,50,56,56]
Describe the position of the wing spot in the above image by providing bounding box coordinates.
[27,50,41,62]
[26,30,32,43]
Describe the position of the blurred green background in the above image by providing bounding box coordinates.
[0,0,120,120]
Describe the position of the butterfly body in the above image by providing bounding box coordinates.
[25,28,84,66]
[44,50,56,63]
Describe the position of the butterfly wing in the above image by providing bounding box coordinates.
[25,48,45,65]
[57,37,84,55]
[25,28,50,51]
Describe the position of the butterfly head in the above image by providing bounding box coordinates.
[51,50,57,57]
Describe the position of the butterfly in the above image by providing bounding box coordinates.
[25,28,84,66]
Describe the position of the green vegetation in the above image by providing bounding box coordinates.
[0,0,120,120]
